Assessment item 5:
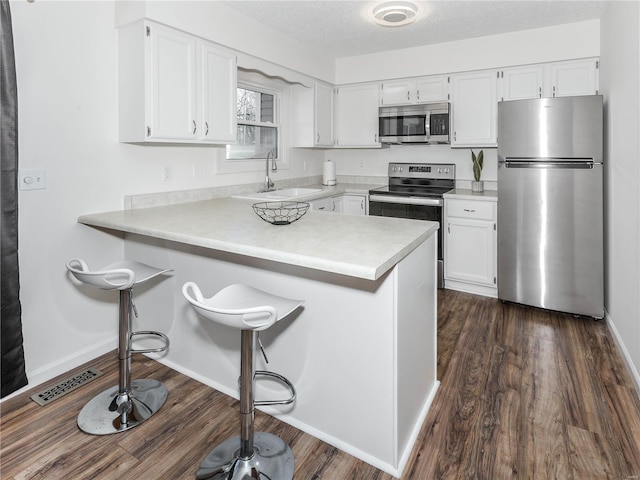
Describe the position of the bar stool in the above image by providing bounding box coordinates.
[182,281,303,480]
[66,258,172,435]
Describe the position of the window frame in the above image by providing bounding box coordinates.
[215,72,290,175]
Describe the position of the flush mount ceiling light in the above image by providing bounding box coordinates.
[372,1,419,27]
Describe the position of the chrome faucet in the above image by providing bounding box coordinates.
[260,151,277,192]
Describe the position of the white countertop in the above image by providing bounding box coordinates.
[443,188,498,201]
[78,197,438,281]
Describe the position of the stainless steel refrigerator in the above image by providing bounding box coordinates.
[497,95,604,318]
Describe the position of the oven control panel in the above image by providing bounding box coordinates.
[388,163,455,180]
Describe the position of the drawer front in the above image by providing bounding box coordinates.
[446,199,495,220]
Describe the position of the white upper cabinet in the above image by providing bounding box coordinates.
[380,75,449,105]
[415,76,450,103]
[451,70,498,147]
[548,58,599,97]
[200,41,237,143]
[335,83,380,148]
[499,58,599,101]
[118,20,236,144]
[500,65,544,101]
[315,82,335,146]
[292,81,335,147]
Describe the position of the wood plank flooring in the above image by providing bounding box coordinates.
[2,289,640,479]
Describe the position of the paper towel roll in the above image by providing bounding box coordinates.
[323,160,336,186]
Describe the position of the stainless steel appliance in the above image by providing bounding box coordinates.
[497,95,604,318]
[378,103,450,144]
[369,163,455,287]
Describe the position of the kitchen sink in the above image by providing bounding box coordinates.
[233,187,323,201]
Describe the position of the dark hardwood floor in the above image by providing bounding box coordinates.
[2,289,640,479]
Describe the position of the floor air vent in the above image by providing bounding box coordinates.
[30,368,103,406]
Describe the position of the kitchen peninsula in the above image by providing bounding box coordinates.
[77,196,439,477]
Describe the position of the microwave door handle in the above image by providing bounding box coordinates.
[425,113,431,139]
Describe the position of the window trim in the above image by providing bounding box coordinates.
[215,73,290,175]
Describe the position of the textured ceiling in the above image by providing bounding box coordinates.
[222,1,609,59]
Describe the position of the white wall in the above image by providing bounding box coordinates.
[600,2,640,391]
[8,0,325,394]
[336,20,600,84]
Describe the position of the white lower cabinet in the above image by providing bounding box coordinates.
[309,194,368,215]
[341,194,368,215]
[444,197,497,297]
[309,196,334,212]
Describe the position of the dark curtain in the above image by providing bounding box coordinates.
[1,0,28,397]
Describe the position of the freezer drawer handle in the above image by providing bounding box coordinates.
[504,160,594,169]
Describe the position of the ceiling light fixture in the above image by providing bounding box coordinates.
[372,1,419,27]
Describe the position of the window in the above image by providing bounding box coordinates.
[226,85,280,161]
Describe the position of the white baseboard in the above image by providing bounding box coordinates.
[604,310,640,398]
[0,336,117,404]
[444,279,498,298]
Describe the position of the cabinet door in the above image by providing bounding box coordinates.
[200,42,237,143]
[549,59,599,97]
[147,24,197,140]
[336,83,380,147]
[500,65,544,101]
[310,197,333,212]
[451,70,498,147]
[315,82,335,146]
[445,217,496,286]
[380,79,413,105]
[416,75,449,103]
[341,194,368,215]
[331,196,343,213]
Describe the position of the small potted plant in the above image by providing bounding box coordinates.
[471,149,484,193]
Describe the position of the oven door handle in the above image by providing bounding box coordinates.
[369,194,443,207]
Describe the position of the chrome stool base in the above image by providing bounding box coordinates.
[77,378,168,435]
[196,432,294,480]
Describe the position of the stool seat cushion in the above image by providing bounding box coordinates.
[66,258,172,291]
[182,282,303,331]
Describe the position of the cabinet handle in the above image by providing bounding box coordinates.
[417,90,420,100]
[447,222,450,234]
[192,120,197,134]
[553,86,556,97]
[539,86,542,97]
[454,131,457,141]
[407,91,410,100]
[146,126,151,137]
[463,208,476,212]
[318,206,325,210]
[205,122,209,136]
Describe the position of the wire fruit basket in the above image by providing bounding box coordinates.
[252,201,310,225]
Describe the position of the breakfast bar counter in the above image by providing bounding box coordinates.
[78,197,436,281]
[77,197,439,477]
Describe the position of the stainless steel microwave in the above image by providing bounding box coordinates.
[378,103,450,144]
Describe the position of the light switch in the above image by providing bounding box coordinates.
[19,169,46,191]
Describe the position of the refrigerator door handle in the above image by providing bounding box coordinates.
[503,160,594,169]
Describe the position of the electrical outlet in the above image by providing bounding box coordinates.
[162,166,173,182]
[19,168,46,190]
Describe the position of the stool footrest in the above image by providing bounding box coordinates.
[130,331,170,354]
[254,370,296,406]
